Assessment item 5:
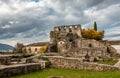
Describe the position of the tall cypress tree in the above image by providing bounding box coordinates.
[94,21,97,31]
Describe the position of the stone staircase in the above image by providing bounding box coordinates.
[21,54,50,69]
[114,59,120,68]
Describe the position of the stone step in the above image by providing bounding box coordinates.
[114,60,120,68]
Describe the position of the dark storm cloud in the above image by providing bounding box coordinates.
[0,32,15,39]
[0,0,120,46]
[0,3,52,39]
[90,0,120,10]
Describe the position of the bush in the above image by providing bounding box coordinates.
[82,29,104,40]
[40,45,48,53]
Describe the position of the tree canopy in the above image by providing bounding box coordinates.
[82,29,104,40]
[14,42,24,53]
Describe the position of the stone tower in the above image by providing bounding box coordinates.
[49,24,82,53]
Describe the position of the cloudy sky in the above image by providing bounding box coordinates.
[0,0,120,46]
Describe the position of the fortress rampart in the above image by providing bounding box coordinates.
[53,24,81,37]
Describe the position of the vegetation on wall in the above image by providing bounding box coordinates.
[39,43,48,53]
[82,29,104,40]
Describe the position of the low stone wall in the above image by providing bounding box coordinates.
[108,40,120,45]
[0,63,41,78]
[0,55,11,65]
[44,56,120,71]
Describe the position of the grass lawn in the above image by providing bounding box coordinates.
[10,68,120,78]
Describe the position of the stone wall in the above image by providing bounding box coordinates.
[48,25,119,62]
[65,48,107,61]
[44,56,120,71]
[0,56,11,65]
[0,63,41,78]
[82,39,106,48]
[108,40,120,45]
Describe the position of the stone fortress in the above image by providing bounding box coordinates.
[47,24,117,62]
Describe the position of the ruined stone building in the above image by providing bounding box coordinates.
[23,42,48,54]
[47,24,113,61]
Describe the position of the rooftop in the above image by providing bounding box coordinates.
[26,42,49,47]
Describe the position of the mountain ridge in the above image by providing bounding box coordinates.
[0,43,14,51]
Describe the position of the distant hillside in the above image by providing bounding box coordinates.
[0,43,14,51]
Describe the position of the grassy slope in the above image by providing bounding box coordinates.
[11,68,120,78]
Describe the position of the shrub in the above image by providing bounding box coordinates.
[39,43,48,53]
[82,29,104,40]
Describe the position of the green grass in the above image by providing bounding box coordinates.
[98,60,118,65]
[10,68,120,78]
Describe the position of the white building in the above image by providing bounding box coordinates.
[23,42,49,54]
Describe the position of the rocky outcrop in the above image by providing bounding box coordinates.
[107,46,120,57]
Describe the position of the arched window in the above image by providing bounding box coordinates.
[69,29,72,32]
[35,48,37,51]
[28,48,31,53]
[88,43,92,47]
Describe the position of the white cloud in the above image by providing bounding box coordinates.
[1,25,11,29]
[0,0,120,46]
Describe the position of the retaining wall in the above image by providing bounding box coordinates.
[45,56,120,71]
[0,63,41,78]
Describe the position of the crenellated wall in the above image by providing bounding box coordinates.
[53,24,82,37]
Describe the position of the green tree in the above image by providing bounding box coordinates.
[94,21,97,31]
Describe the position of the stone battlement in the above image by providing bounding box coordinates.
[53,24,82,37]
[54,24,81,32]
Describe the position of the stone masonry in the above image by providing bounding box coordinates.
[0,55,11,65]
[44,56,120,71]
[47,24,113,61]
[0,63,41,78]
